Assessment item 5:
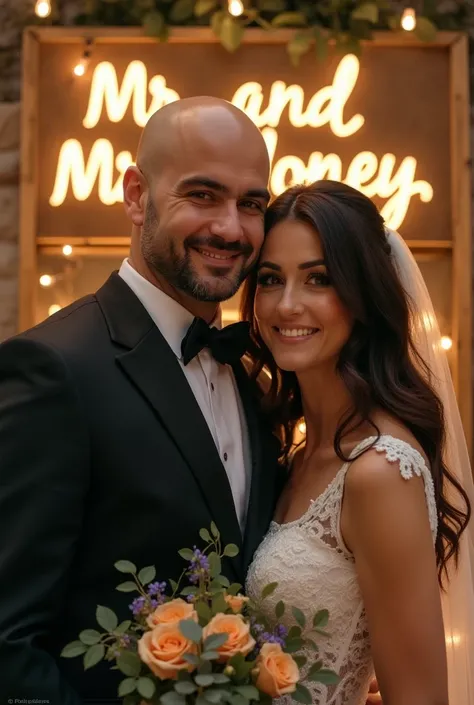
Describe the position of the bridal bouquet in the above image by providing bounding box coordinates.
[62,524,338,704]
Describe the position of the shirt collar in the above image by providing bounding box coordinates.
[118,258,221,359]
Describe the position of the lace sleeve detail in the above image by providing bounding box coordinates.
[373,436,438,540]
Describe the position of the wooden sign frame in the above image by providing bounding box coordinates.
[19,27,472,445]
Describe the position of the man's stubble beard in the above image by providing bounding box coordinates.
[140,199,254,302]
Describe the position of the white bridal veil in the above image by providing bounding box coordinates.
[386,228,474,705]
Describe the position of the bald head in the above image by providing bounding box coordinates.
[136,96,269,181]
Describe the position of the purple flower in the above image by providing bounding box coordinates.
[148,581,167,597]
[187,547,210,584]
[253,622,287,649]
[129,596,146,616]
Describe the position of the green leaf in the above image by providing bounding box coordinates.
[175,680,198,695]
[161,692,187,705]
[220,16,244,53]
[118,678,137,696]
[179,548,194,561]
[115,560,137,574]
[292,655,307,668]
[212,592,228,615]
[415,16,437,41]
[96,606,118,632]
[181,586,199,596]
[196,600,212,622]
[84,643,105,670]
[137,676,156,698]
[205,690,227,704]
[293,684,312,704]
[170,579,179,593]
[306,660,323,679]
[223,543,239,558]
[229,695,248,705]
[142,10,165,37]
[115,620,132,635]
[213,674,230,684]
[288,625,302,639]
[201,650,219,660]
[196,697,214,705]
[313,26,328,62]
[287,31,312,67]
[351,3,378,23]
[272,12,307,27]
[227,582,242,596]
[212,575,230,588]
[169,0,195,22]
[305,638,319,652]
[60,640,88,658]
[208,553,222,578]
[179,618,203,642]
[195,674,215,687]
[138,565,156,585]
[195,0,218,16]
[275,601,285,619]
[117,650,142,678]
[116,581,137,593]
[311,668,340,685]
[211,10,225,36]
[183,652,200,666]
[313,609,329,629]
[210,522,220,538]
[200,527,212,542]
[79,629,102,646]
[292,606,306,629]
[261,582,278,599]
[204,632,228,650]
[234,686,260,700]
[285,638,304,653]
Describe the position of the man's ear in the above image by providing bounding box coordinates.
[123,165,147,226]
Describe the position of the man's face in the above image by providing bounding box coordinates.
[140,143,270,302]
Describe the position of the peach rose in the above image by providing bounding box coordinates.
[146,598,197,629]
[138,623,197,680]
[202,613,256,662]
[225,593,249,613]
[256,643,300,697]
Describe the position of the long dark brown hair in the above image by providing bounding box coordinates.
[240,180,471,586]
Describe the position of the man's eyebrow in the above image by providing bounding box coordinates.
[176,176,270,202]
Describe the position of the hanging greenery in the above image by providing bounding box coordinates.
[36,0,469,64]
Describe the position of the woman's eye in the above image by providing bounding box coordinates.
[308,272,331,286]
[257,273,281,287]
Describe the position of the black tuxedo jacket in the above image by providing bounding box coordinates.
[0,273,283,705]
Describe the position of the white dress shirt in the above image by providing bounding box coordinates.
[118,259,251,531]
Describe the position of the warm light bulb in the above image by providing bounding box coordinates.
[73,59,88,77]
[441,336,453,351]
[401,7,416,31]
[39,274,54,287]
[48,304,62,316]
[35,0,51,18]
[446,632,462,647]
[62,244,73,256]
[228,0,244,17]
[298,422,306,435]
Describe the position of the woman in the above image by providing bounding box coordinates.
[241,181,474,705]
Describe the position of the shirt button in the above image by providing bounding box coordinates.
[211,383,215,392]
[224,452,228,461]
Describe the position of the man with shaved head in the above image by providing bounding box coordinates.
[0,98,283,704]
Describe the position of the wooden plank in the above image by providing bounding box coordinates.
[30,26,460,47]
[18,29,40,333]
[449,34,472,454]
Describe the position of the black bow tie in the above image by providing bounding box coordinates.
[181,317,251,367]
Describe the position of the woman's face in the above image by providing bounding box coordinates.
[254,218,353,373]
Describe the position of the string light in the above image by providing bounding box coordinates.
[441,336,453,351]
[39,274,54,287]
[401,8,417,31]
[48,304,62,316]
[73,38,93,77]
[35,0,51,18]
[228,0,244,17]
[62,244,73,256]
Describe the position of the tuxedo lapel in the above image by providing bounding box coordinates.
[96,273,243,581]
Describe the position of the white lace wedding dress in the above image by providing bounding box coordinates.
[246,435,438,705]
